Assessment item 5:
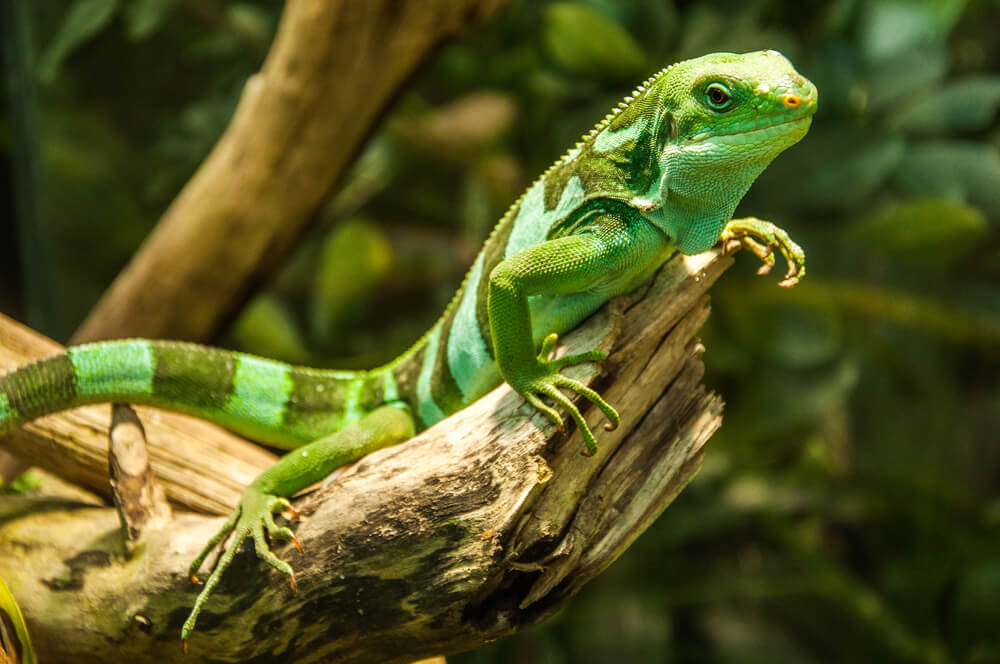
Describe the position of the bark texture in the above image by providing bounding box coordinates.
[70,0,508,345]
[0,251,732,664]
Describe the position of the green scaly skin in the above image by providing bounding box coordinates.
[0,51,817,643]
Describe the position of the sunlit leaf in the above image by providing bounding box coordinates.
[38,0,119,83]
[542,3,647,81]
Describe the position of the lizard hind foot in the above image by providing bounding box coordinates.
[181,490,300,643]
[513,334,621,456]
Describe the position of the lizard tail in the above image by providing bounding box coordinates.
[0,340,395,448]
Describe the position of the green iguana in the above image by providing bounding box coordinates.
[0,50,817,643]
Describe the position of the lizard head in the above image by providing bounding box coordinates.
[650,50,818,200]
[662,50,816,148]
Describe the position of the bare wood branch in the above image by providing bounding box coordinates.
[0,313,275,515]
[0,450,28,484]
[0,251,734,664]
[108,404,172,544]
[71,0,508,345]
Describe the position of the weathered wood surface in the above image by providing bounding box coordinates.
[71,0,508,345]
[0,251,730,663]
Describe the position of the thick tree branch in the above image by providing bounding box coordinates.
[0,251,734,663]
[71,0,508,345]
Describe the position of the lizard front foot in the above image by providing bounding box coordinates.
[508,333,620,456]
[720,216,806,287]
[182,488,302,646]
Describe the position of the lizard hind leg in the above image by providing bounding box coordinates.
[181,403,416,645]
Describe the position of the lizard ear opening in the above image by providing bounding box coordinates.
[657,111,678,148]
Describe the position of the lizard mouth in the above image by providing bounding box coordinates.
[688,114,813,145]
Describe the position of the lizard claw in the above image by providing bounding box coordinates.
[278,498,301,522]
[287,530,304,554]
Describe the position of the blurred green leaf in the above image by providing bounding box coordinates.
[542,3,647,81]
[123,0,173,41]
[860,0,966,62]
[849,196,989,266]
[952,561,1000,658]
[749,278,1000,348]
[894,142,1000,217]
[225,3,273,47]
[38,0,119,83]
[706,609,820,664]
[891,76,1000,134]
[577,0,676,55]
[230,294,310,365]
[310,221,394,345]
[725,357,860,446]
[762,307,843,367]
[677,5,797,62]
[865,46,948,113]
[789,129,905,212]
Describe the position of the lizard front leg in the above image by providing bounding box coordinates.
[182,403,415,645]
[720,216,806,287]
[488,212,668,455]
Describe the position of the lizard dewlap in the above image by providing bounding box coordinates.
[0,50,816,642]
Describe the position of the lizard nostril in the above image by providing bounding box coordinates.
[782,93,801,109]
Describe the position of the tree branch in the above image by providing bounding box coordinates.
[0,251,733,663]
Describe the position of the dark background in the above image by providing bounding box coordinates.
[2,1,999,662]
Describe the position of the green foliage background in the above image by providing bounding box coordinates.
[2,0,999,662]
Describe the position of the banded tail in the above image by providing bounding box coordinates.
[0,340,413,448]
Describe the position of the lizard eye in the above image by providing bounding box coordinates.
[706,83,733,111]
